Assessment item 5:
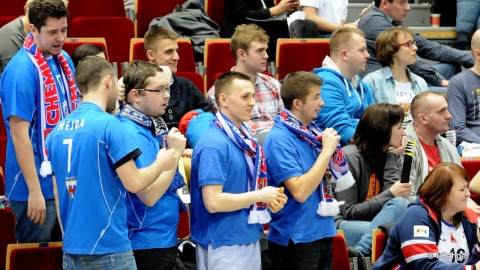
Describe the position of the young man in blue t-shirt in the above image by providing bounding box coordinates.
[46,56,177,269]
[190,71,287,270]
[118,60,187,269]
[0,0,77,243]
[263,71,340,269]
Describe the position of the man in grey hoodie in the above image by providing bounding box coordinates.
[446,29,480,145]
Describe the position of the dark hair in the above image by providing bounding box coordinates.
[123,60,163,103]
[375,26,415,67]
[29,0,68,31]
[351,103,404,179]
[418,163,470,228]
[214,71,251,105]
[281,71,323,110]
[75,56,115,95]
[71,44,105,67]
[375,0,393,8]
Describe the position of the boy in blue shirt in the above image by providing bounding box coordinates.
[264,71,341,269]
[190,71,287,270]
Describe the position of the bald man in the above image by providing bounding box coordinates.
[446,29,480,145]
[405,91,460,195]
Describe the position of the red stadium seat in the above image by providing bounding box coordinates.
[203,38,234,90]
[372,228,387,264]
[0,0,25,17]
[176,72,204,95]
[67,0,126,26]
[462,159,480,204]
[276,38,330,80]
[6,242,63,270]
[332,230,351,270]
[0,207,16,269]
[205,0,224,27]
[134,0,186,38]
[70,17,134,75]
[63,37,109,61]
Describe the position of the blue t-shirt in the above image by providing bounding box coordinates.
[190,123,263,249]
[46,102,140,255]
[0,48,76,201]
[263,119,337,246]
[117,114,183,250]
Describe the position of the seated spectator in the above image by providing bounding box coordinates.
[143,26,211,134]
[222,0,319,40]
[119,26,211,156]
[363,26,428,124]
[406,92,460,197]
[301,0,358,37]
[373,163,480,269]
[337,103,411,258]
[314,27,375,146]
[457,0,480,43]
[358,0,473,91]
[71,44,106,67]
[407,92,480,216]
[447,29,480,145]
[207,24,283,144]
[0,0,68,77]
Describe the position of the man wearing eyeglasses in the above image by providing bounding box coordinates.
[358,0,473,91]
[117,60,188,269]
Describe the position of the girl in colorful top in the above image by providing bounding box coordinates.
[363,26,428,124]
[373,163,480,269]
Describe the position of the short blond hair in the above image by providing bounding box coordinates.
[230,24,269,61]
[144,26,178,53]
[329,27,365,54]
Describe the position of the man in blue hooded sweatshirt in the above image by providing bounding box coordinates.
[314,28,375,146]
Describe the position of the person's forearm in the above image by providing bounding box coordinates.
[304,9,341,32]
[11,122,42,193]
[52,176,64,234]
[136,165,179,206]
[286,151,331,203]
[203,188,264,213]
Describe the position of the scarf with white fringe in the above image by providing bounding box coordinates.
[23,33,79,177]
[278,109,354,216]
[214,111,270,224]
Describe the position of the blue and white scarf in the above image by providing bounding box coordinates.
[214,112,270,224]
[120,104,185,192]
[278,109,354,216]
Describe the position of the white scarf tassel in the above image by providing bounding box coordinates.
[317,199,345,216]
[331,171,355,192]
[39,161,52,178]
[248,209,272,224]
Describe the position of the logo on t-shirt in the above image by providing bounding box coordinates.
[414,225,429,237]
[66,178,77,199]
